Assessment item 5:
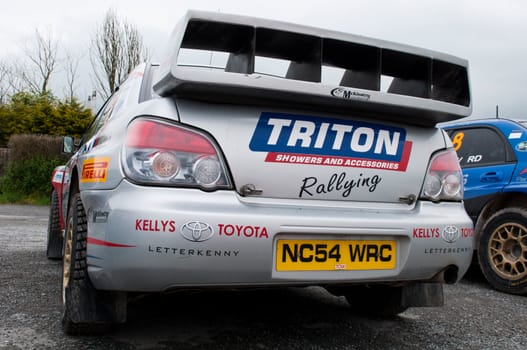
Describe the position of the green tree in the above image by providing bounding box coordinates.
[0,155,62,202]
[0,91,93,146]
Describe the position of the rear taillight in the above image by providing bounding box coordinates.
[122,118,231,190]
[420,149,463,202]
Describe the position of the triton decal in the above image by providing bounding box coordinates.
[249,113,412,171]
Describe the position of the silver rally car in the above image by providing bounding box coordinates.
[48,11,474,333]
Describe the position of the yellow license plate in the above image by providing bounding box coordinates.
[276,239,396,271]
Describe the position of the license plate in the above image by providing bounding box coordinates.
[276,239,396,271]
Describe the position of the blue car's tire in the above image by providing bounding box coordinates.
[478,207,527,295]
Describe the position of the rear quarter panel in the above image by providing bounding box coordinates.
[175,99,447,204]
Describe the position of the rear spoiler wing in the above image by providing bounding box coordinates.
[154,11,471,126]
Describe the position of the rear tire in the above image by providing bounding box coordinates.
[46,190,63,259]
[478,207,527,295]
[342,285,408,317]
[62,193,126,334]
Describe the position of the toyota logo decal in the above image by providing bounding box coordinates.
[180,221,214,242]
[442,226,460,244]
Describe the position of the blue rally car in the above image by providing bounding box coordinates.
[443,118,527,294]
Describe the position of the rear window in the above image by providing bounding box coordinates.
[450,127,511,167]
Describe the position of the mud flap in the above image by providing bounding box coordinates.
[64,279,127,324]
[401,283,444,308]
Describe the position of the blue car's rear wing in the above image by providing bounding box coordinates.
[154,10,471,126]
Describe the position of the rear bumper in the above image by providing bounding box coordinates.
[81,180,474,292]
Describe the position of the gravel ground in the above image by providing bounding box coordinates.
[0,204,526,350]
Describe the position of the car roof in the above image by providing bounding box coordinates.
[442,117,527,130]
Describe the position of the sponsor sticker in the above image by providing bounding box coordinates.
[88,208,109,223]
[135,220,269,239]
[441,226,461,243]
[509,131,522,139]
[330,87,371,101]
[518,168,527,182]
[516,141,527,151]
[424,247,471,254]
[460,227,474,238]
[249,113,412,172]
[52,171,63,183]
[218,224,269,239]
[413,227,471,240]
[413,227,440,239]
[147,246,239,257]
[81,157,110,183]
[135,219,176,232]
[180,221,214,242]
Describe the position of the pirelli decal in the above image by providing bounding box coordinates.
[81,157,110,183]
[249,113,412,172]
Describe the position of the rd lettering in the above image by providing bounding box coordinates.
[466,155,482,163]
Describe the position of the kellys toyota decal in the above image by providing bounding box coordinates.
[249,113,412,171]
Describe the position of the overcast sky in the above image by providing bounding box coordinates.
[1,0,525,119]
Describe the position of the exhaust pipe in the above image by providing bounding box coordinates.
[436,265,459,284]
